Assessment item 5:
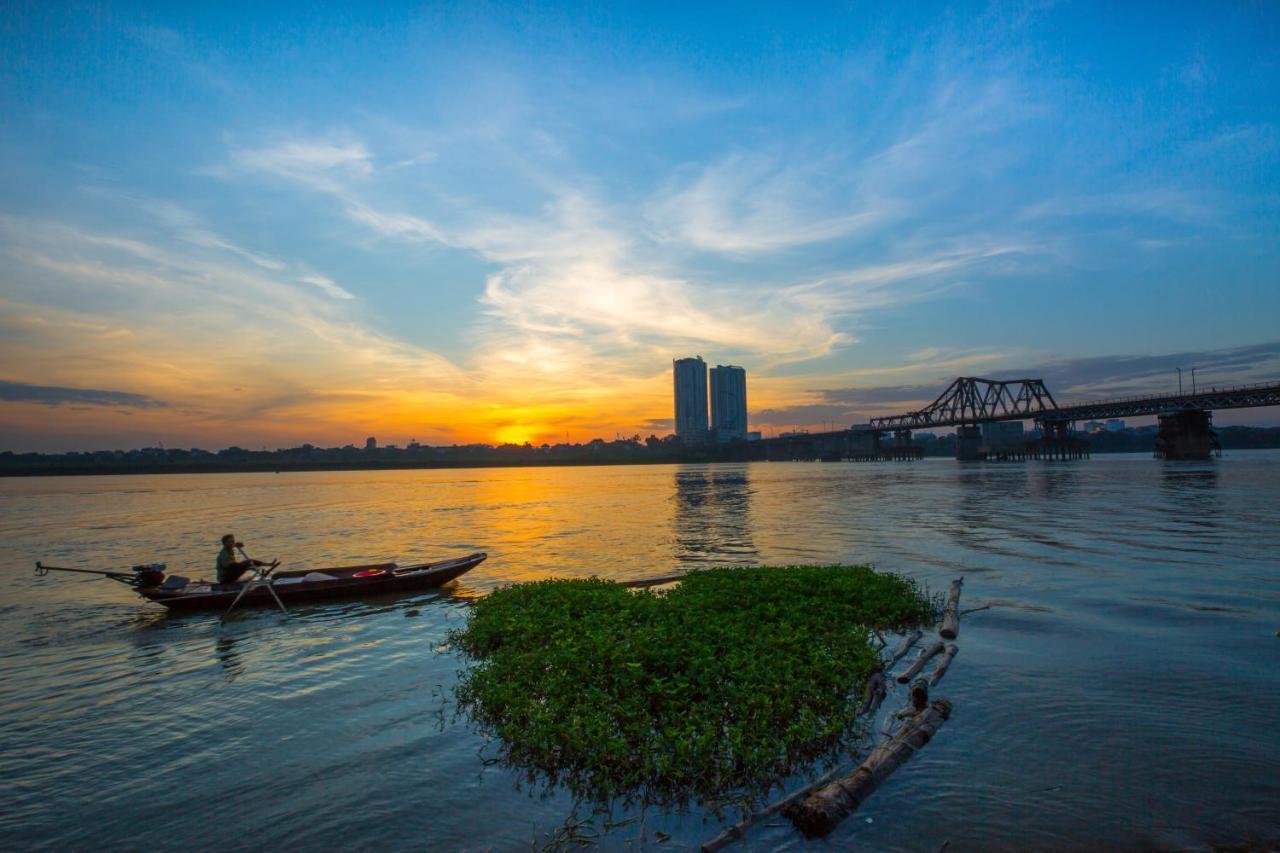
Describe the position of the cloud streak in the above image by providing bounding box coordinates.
[0,380,167,408]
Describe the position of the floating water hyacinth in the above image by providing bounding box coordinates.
[451,565,939,813]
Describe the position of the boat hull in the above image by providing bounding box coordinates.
[139,553,486,611]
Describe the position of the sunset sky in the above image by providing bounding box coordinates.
[2,2,1278,451]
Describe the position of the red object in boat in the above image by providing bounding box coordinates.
[353,568,387,578]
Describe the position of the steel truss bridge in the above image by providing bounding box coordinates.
[750,376,1280,463]
[867,377,1280,430]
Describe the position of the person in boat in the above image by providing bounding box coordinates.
[216,534,268,584]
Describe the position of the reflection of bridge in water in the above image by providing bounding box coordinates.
[755,377,1280,462]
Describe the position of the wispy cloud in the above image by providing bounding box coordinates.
[645,153,889,255]
[231,138,373,183]
[298,274,355,300]
[0,380,167,408]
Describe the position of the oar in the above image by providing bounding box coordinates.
[239,545,288,614]
[35,562,142,586]
[220,549,286,622]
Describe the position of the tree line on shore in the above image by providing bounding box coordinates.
[2,425,1278,475]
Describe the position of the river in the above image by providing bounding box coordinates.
[2,453,1278,850]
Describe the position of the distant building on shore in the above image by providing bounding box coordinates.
[673,356,709,443]
[365,436,377,450]
[710,364,748,442]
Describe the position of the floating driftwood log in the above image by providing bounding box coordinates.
[714,581,966,847]
[784,699,954,837]
[940,577,964,639]
[701,758,845,853]
[886,628,922,669]
[701,626,920,853]
[897,641,945,683]
[928,644,959,686]
[701,664,894,853]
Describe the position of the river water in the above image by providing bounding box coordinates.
[2,454,1278,851]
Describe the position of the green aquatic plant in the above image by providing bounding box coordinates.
[451,565,938,813]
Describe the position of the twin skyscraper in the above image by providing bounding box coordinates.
[673,357,749,444]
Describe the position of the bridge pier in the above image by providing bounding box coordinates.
[887,429,923,461]
[955,426,983,461]
[1154,409,1220,460]
[847,429,882,461]
[1033,420,1090,460]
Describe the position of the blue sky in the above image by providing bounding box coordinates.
[1,1,1277,450]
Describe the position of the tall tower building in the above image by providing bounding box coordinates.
[710,364,748,442]
[673,356,709,444]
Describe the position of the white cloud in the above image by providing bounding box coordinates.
[231,138,374,190]
[298,274,356,300]
[645,153,888,255]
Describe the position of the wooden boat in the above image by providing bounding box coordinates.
[35,552,486,611]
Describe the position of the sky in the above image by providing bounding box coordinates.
[1,1,1278,451]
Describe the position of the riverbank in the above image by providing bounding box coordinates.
[5,426,1278,477]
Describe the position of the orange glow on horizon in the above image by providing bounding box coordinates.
[493,425,541,446]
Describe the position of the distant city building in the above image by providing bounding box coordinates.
[673,356,709,443]
[1105,419,1126,432]
[746,431,762,442]
[365,436,377,450]
[709,364,748,442]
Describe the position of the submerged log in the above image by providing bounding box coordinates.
[701,758,845,853]
[939,577,964,640]
[784,699,953,837]
[618,573,687,588]
[886,629,922,670]
[928,644,960,686]
[702,664,893,852]
[909,677,929,711]
[896,641,945,684]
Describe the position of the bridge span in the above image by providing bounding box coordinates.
[756,377,1280,462]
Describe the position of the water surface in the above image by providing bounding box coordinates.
[2,454,1278,850]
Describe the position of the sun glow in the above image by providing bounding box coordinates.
[493,425,541,446]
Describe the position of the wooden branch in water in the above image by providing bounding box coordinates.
[702,664,892,852]
[939,577,964,640]
[886,629,922,671]
[928,644,959,686]
[856,670,887,718]
[784,699,954,838]
[617,573,687,588]
[701,759,851,852]
[909,677,929,711]
[896,641,945,684]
